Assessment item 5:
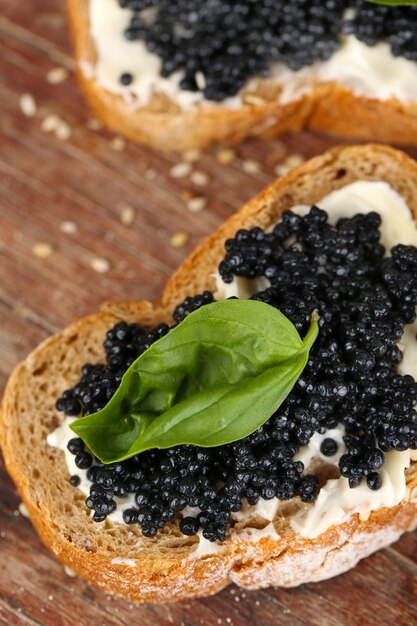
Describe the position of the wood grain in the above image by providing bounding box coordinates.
[1,1,417,624]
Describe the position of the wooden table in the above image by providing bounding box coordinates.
[1,2,417,624]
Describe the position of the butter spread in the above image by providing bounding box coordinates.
[87,0,417,110]
[294,427,347,469]
[89,0,229,109]
[47,419,137,524]
[272,35,417,106]
[187,530,227,560]
[291,451,410,539]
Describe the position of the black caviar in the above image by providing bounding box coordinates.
[320,438,338,457]
[116,0,417,101]
[58,207,417,541]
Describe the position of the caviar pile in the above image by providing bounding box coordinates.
[58,207,417,541]
[56,322,170,418]
[117,0,417,101]
[342,3,417,60]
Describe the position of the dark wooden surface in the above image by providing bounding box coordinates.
[1,2,417,624]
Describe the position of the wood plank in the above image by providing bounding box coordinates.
[1,0,417,624]
[0,303,50,391]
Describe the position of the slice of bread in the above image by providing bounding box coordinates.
[66,0,417,151]
[1,145,417,604]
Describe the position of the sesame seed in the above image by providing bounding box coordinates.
[242,159,262,174]
[18,503,29,518]
[243,94,266,106]
[285,153,305,169]
[32,242,54,259]
[90,257,110,273]
[276,154,305,176]
[41,115,71,140]
[275,164,290,177]
[20,93,37,117]
[60,221,78,234]
[120,206,136,225]
[64,566,76,577]
[41,114,60,133]
[47,67,69,84]
[195,71,206,90]
[183,149,201,163]
[170,232,189,248]
[0,532,6,538]
[48,595,54,601]
[187,197,206,213]
[255,600,260,606]
[170,162,192,178]
[110,136,126,151]
[86,118,102,131]
[217,149,236,165]
[191,171,209,186]
[55,120,72,141]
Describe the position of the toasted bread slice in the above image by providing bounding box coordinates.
[1,145,417,604]
[66,0,417,151]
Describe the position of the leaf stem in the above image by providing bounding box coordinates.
[302,311,320,352]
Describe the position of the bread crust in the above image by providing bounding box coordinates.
[2,145,417,603]
[66,0,417,151]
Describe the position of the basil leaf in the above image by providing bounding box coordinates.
[70,300,318,463]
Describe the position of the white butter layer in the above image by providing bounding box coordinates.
[88,0,417,109]
[295,427,347,469]
[291,451,410,539]
[277,35,417,106]
[47,419,137,524]
[214,275,269,301]
[187,530,227,560]
[89,0,239,109]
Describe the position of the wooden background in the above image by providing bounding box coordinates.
[1,1,417,624]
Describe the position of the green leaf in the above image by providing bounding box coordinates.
[70,300,318,463]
